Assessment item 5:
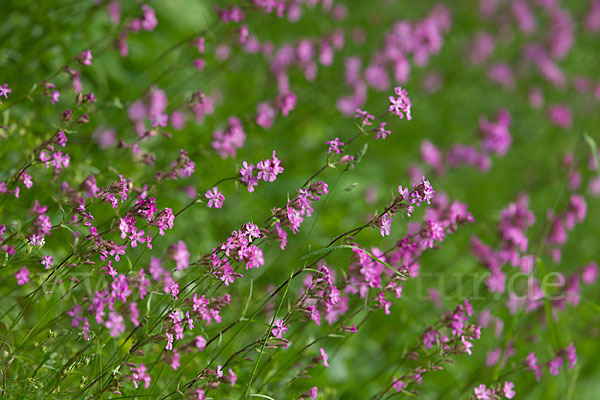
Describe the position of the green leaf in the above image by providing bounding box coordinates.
[301,244,407,278]
[249,394,277,400]
[344,183,358,192]
[584,133,600,176]
[355,143,368,163]
[242,279,253,318]
[300,244,357,260]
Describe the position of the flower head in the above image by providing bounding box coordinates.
[131,363,151,388]
[373,122,391,140]
[80,49,92,66]
[503,381,516,399]
[272,318,287,339]
[205,187,225,208]
[0,83,11,99]
[15,266,30,285]
[41,255,54,269]
[105,312,125,337]
[354,108,375,126]
[388,86,412,120]
[473,384,491,400]
[257,151,284,182]
[326,137,344,154]
[319,348,329,367]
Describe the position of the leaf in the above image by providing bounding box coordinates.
[584,133,600,176]
[146,293,153,315]
[125,255,133,273]
[300,244,357,260]
[249,394,277,400]
[344,183,358,192]
[301,244,407,278]
[112,97,124,110]
[242,279,253,318]
[352,246,408,278]
[355,143,368,163]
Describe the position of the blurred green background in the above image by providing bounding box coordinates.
[1,0,599,398]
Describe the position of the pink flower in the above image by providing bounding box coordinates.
[196,37,205,53]
[105,312,125,337]
[226,368,237,386]
[140,5,158,31]
[549,356,563,375]
[243,245,264,269]
[275,222,287,250]
[326,137,344,154]
[212,117,246,158]
[379,214,392,237]
[170,240,190,271]
[150,113,168,127]
[257,151,284,182]
[240,161,258,192]
[129,302,140,326]
[80,49,92,66]
[373,122,391,140]
[503,381,516,399]
[473,384,491,400]
[21,170,33,188]
[108,1,120,24]
[272,318,287,339]
[256,102,276,129]
[548,105,572,128]
[165,332,174,350]
[461,336,474,355]
[354,108,375,126]
[581,262,597,284]
[564,342,577,369]
[524,352,542,381]
[193,58,206,71]
[205,187,225,208]
[170,282,180,300]
[0,83,11,99]
[170,349,180,370]
[276,92,296,116]
[131,363,151,388]
[479,109,512,156]
[15,266,30,285]
[129,228,146,248]
[319,348,329,367]
[310,386,318,399]
[388,86,412,120]
[40,255,54,269]
[110,244,126,262]
[195,335,207,351]
[393,378,406,392]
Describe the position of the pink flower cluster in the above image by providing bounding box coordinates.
[337,6,450,114]
[240,151,284,192]
[473,381,515,400]
[421,109,512,175]
[255,93,297,129]
[471,194,536,294]
[202,222,265,286]
[524,343,576,382]
[212,117,246,159]
[284,181,329,234]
